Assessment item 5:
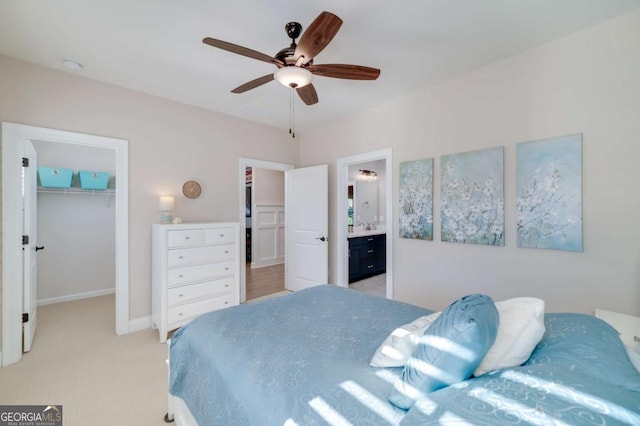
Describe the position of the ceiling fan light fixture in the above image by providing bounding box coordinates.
[274,66,312,89]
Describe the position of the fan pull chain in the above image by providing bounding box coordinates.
[289,88,295,138]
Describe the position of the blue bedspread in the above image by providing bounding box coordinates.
[170,285,430,425]
[170,285,640,425]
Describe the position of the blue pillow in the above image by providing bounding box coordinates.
[388,294,499,409]
[526,313,640,393]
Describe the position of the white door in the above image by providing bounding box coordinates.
[22,140,38,352]
[285,165,328,292]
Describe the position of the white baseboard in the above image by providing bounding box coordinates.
[250,258,284,269]
[37,288,115,306]
[129,316,152,333]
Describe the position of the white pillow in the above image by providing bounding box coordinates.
[370,297,546,372]
[473,297,546,376]
[370,312,441,367]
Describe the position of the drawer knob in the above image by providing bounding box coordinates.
[225,250,229,254]
[179,256,184,259]
[178,294,183,298]
[367,238,374,241]
[185,236,190,240]
[225,267,229,270]
[368,265,374,269]
[178,313,183,317]
[224,301,229,305]
[368,249,374,253]
[220,234,224,237]
[225,284,229,287]
[178,274,184,278]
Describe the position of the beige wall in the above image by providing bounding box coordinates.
[300,11,640,316]
[0,55,298,325]
[253,168,284,205]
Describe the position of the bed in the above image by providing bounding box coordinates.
[167,285,640,425]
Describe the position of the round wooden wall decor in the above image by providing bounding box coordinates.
[182,180,202,199]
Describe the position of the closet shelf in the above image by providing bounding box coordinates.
[37,186,115,195]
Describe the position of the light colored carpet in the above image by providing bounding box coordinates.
[0,294,169,425]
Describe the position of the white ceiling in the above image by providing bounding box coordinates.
[1,0,639,133]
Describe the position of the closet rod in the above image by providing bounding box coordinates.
[37,187,115,195]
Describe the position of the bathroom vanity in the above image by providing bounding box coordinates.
[348,231,386,283]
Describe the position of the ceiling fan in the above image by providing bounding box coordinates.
[202,11,380,106]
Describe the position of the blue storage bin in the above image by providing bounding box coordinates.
[78,170,110,190]
[38,167,73,188]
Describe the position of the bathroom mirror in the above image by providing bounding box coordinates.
[354,180,378,226]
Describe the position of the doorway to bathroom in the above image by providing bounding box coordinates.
[336,148,393,299]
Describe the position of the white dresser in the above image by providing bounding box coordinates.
[152,222,240,343]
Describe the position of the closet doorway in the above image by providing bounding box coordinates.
[238,159,293,303]
[32,141,116,306]
[2,123,129,367]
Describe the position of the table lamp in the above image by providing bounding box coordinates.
[159,196,175,223]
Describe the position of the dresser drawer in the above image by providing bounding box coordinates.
[349,234,384,247]
[362,245,379,260]
[168,245,235,267]
[168,260,235,286]
[168,229,204,248]
[205,227,236,245]
[168,293,235,325]
[363,261,377,272]
[167,277,234,306]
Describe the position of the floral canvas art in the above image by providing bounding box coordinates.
[441,147,504,245]
[517,134,583,251]
[399,159,433,240]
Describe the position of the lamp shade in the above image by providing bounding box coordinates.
[159,196,175,211]
[274,67,312,88]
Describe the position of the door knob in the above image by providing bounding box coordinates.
[35,246,45,252]
[315,236,327,242]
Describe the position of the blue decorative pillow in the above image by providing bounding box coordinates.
[526,313,640,393]
[388,294,499,409]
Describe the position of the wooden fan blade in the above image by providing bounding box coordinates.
[203,37,283,67]
[294,11,343,65]
[307,64,380,80]
[296,84,318,105]
[231,74,275,93]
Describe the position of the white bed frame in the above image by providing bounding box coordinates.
[165,341,198,425]
[166,395,197,425]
